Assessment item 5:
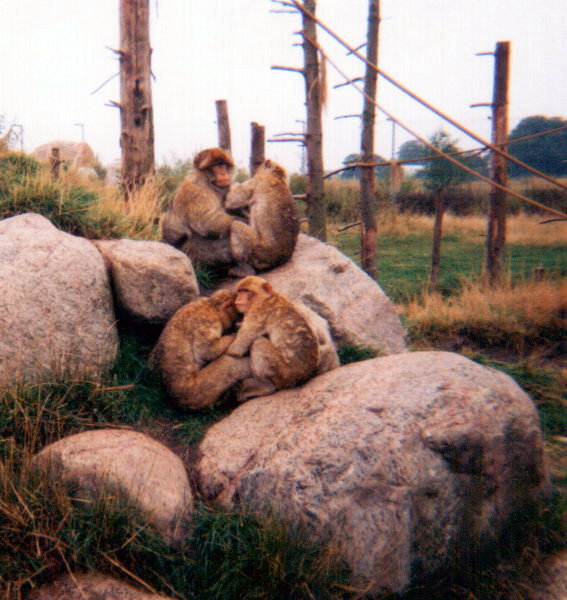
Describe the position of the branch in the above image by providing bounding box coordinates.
[335,114,361,120]
[91,72,119,95]
[338,221,361,232]
[271,65,304,75]
[335,77,363,89]
[267,138,305,144]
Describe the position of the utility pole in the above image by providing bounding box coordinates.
[486,41,510,285]
[216,99,232,154]
[118,0,155,196]
[359,0,380,279]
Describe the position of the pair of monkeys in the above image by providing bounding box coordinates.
[161,147,300,275]
[151,276,322,410]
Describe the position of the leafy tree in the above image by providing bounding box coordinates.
[508,115,567,177]
[397,140,428,164]
[340,152,389,179]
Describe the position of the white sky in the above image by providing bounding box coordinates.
[1,0,565,174]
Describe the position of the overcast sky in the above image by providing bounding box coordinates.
[1,0,565,174]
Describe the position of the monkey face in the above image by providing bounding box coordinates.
[208,163,232,189]
[234,288,253,314]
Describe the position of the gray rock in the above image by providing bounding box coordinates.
[31,140,96,168]
[93,239,200,323]
[245,233,406,355]
[35,429,193,546]
[0,213,118,385]
[196,351,551,595]
[29,573,173,600]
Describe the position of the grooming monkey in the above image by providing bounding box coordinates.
[225,159,299,272]
[226,276,319,401]
[150,290,251,410]
[161,148,242,267]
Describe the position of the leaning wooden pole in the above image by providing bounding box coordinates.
[216,99,232,154]
[119,0,155,195]
[302,0,327,242]
[359,0,380,278]
[486,41,510,285]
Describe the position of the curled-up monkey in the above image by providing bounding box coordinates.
[150,290,250,410]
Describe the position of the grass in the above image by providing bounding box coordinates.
[0,155,565,599]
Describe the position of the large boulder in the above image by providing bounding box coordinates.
[31,140,96,168]
[0,213,118,385]
[225,234,406,355]
[196,351,551,595]
[29,573,173,600]
[93,239,200,323]
[35,429,193,546]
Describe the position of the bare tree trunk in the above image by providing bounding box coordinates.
[430,189,445,289]
[250,122,265,176]
[486,41,510,285]
[359,0,380,278]
[216,99,232,154]
[302,0,326,242]
[49,147,61,178]
[119,0,155,196]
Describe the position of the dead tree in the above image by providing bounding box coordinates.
[301,0,327,241]
[216,99,232,154]
[119,0,155,195]
[486,42,510,285]
[250,122,265,175]
[359,0,380,278]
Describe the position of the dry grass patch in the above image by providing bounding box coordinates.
[402,279,566,350]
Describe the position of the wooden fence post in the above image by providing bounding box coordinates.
[216,99,232,154]
[250,122,265,176]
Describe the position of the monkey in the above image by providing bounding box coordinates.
[226,276,319,401]
[161,147,243,268]
[224,159,300,272]
[149,289,251,410]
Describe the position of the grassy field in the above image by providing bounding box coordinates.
[1,156,565,600]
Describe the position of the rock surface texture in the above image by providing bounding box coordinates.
[35,429,193,546]
[196,351,551,595]
[246,233,406,354]
[29,573,173,600]
[0,213,118,384]
[93,239,200,323]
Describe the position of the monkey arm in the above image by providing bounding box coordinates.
[203,334,236,362]
[224,182,254,210]
[226,319,265,357]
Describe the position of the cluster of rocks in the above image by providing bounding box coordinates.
[1,212,555,597]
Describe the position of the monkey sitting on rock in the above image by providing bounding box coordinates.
[225,159,300,273]
[161,148,245,270]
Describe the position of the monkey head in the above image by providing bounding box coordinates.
[193,147,234,189]
[234,276,274,314]
[209,289,239,329]
[259,159,287,182]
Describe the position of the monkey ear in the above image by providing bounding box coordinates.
[263,281,275,295]
[264,159,273,168]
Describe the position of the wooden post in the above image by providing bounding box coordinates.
[302,0,327,242]
[359,0,380,279]
[486,41,510,285]
[250,122,265,176]
[216,99,232,154]
[430,189,445,289]
[119,0,155,196]
[49,147,61,178]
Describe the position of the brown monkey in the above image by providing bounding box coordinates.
[150,289,251,410]
[224,159,299,272]
[226,276,319,400]
[161,148,242,267]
